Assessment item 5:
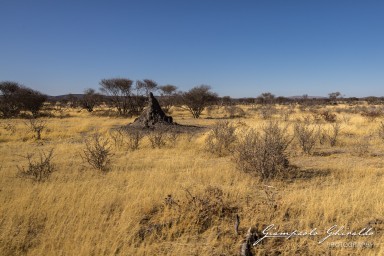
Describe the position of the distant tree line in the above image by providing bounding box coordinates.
[2,79,384,119]
[0,81,47,118]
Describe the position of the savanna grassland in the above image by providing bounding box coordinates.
[0,103,383,256]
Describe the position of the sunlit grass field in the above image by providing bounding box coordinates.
[0,104,383,255]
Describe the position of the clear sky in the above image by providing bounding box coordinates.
[1,0,383,97]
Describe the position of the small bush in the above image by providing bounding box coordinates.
[317,125,327,145]
[17,149,55,182]
[205,121,237,156]
[109,128,126,149]
[320,110,337,123]
[259,105,276,119]
[327,122,341,147]
[165,127,180,146]
[82,134,113,172]
[125,129,145,151]
[234,122,291,180]
[294,123,317,154]
[25,118,46,140]
[361,107,382,121]
[148,130,167,149]
[224,106,246,118]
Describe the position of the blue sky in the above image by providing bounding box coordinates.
[1,0,383,97]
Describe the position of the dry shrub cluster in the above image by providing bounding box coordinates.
[110,126,181,150]
[294,122,317,154]
[109,128,145,151]
[205,121,237,156]
[258,105,277,119]
[126,130,145,150]
[320,110,337,122]
[134,186,238,245]
[327,122,341,147]
[148,129,167,148]
[361,107,382,121]
[233,122,292,180]
[311,110,337,123]
[17,149,55,182]
[82,134,113,172]
[25,118,47,140]
[224,105,246,118]
[278,106,295,121]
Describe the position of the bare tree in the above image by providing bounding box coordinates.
[257,92,275,104]
[180,85,218,118]
[329,92,342,104]
[99,78,133,116]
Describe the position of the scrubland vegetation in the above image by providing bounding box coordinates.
[1,85,384,255]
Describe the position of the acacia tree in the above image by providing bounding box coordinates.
[81,88,102,112]
[0,81,46,118]
[99,78,133,116]
[257,92,275,104]
[158,84,178,113]
[181,85,218,118]
[136,79,158,96]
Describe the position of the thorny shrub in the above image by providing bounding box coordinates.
[17,149,55,182]
[234,121,292,180]
[205,120,237,156]
[82,134,113,172]
[294,122,317,154]
[134,186,238,245]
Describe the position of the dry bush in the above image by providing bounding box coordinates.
[317,125,327,145]
[135,186,238,245]
[125,129,145,150]
[148,130,167,148]
[205,121,237,156]
[279,106,295,121]
[165,127,180,146]
[109,128,145,151]
[294,122,317,154]
[327,122,341,147]
[259,105,276,119]
[224,106,246,118]
[25,118,46,140]
[320,110,337,123]
[234,122,292,180]
[17,149,55,182]
[82,134,113,172]
[361,107,382,121]
[109,128,126,149]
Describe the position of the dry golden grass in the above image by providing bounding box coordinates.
[0,105,383,255]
